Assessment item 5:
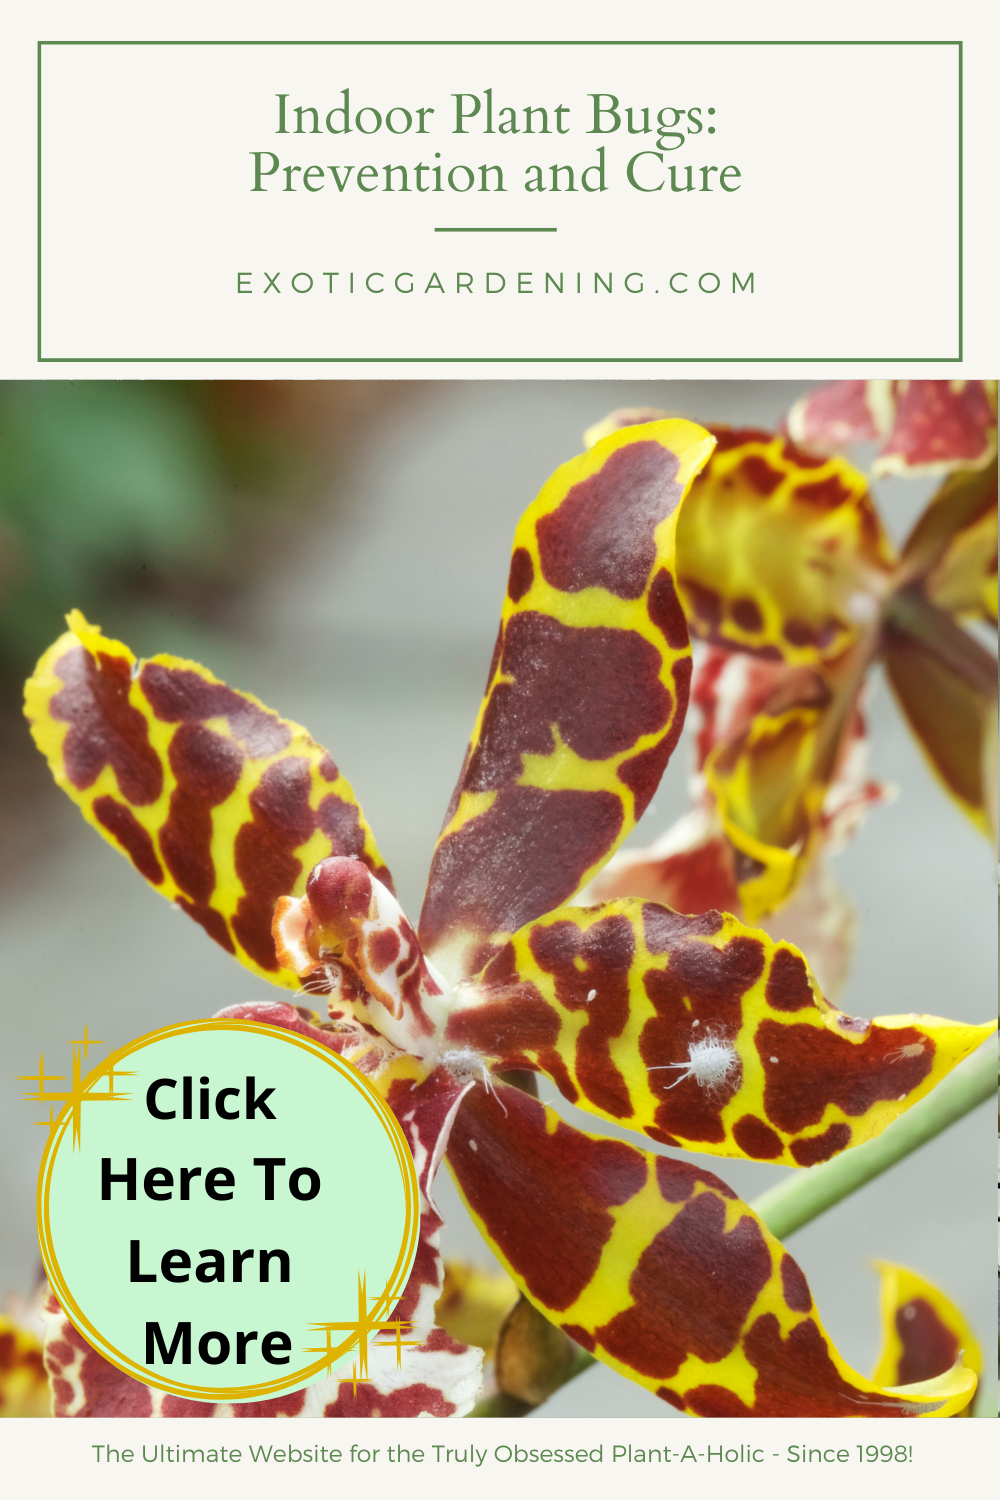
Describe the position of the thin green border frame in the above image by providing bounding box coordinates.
[36,39,963,364]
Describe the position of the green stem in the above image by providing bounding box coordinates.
[468,1040,997,1416]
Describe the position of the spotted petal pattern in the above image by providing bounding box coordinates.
[24,612,392,988]
[587,647,886,998]
[702,649,868,918]
[587,812,858,1005]
[419,419,716,982]
[675,428,894,666]
[446,899,994,1166]
[586,413,895,668]
[870,1263,982,1406]
[447,1084,976,1416]
[657,644,878,920]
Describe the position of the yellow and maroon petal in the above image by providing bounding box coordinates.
[870,1263,982,1410]
[419,419,716,982]
[702,650,870,918]
[589,813,858,1005]
[589,646,884,934]
[446,1084,976,1415]
[24,612,393,989]
[446,899,995,1166]
[690,646,887,918]
[873,381,998,477]
[675,428,895,667]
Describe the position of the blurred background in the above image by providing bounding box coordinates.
[1,378,995,1416]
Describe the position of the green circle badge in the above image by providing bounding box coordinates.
[37,1020,419,1402]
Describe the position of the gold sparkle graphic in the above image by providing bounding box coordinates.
[305,1273,422,1394]
[19,1026,133,1148]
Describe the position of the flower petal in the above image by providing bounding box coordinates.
[24,612,393,987]
[675,428,895,666]
[786,381,999,478]
[419,419,715,981]
[446,1084,976,1415]
[786,380,895,452]
[589,813,858,1004]
[675,646,886,921]
[591,414,896,668]
[587,804,740,917]
[700,649,869,918]
[901,462,999,624]
[870,1263,982,1398]
[446,899,996,1165]
[883,598,998,836]
[587,643,884,982]
[589,646,879,928]
[873,381,998,477]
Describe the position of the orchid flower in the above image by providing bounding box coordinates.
[24,419,992,1419]
[585,407,998,924]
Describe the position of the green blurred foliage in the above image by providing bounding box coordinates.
[0,380,349,680]
[0,380,411,681]
[0,382,228,664]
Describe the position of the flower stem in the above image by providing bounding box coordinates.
[468,1039,997,1416]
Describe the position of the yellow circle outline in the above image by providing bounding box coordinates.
[37,1018,420,1403]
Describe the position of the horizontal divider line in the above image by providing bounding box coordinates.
[37,356,962,364]
[433,226,557,233]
